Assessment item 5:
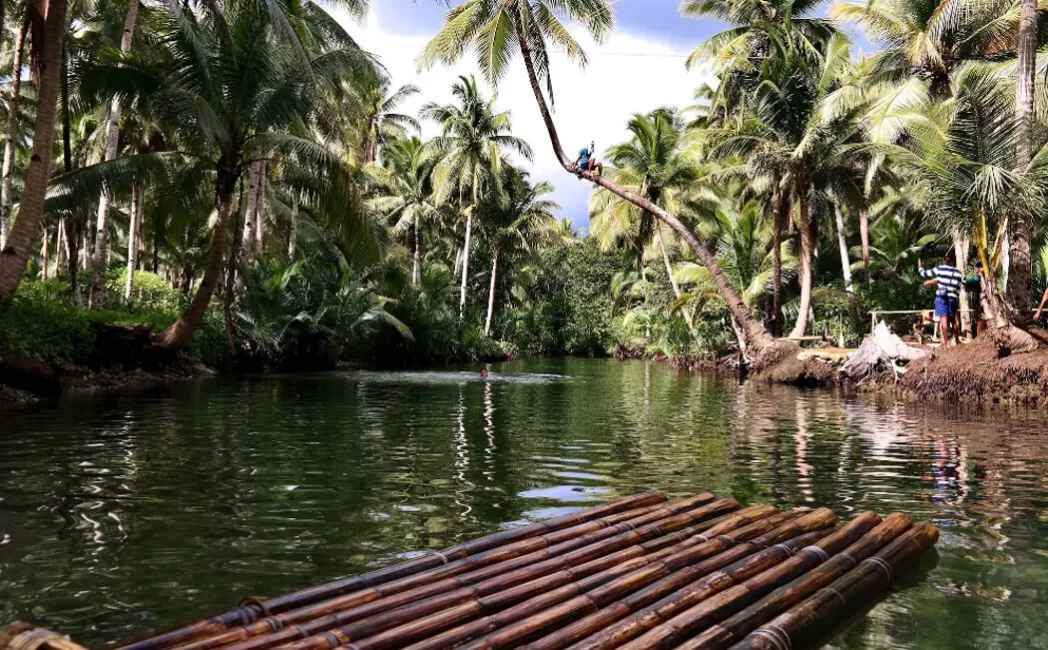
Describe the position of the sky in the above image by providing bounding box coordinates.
[330,0,869,233]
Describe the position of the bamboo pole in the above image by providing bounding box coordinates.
[726,521,939,650]
[105,491,669,650]
[579,512,888,650]
[682,512,914,650]
[1,622,91,650]
[238,499,742,650]
[527,511,874,650]
[388,508,821,650]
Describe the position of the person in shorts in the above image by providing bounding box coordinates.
[573,142,603,177]
[919,251,964,346]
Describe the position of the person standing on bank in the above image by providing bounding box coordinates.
[919,251,964,346]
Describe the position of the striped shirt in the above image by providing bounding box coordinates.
[920,265,964,299]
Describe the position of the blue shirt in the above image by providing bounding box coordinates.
[579,148,591,166]
[920,265,963,299]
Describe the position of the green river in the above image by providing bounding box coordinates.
[1,359,1047,649]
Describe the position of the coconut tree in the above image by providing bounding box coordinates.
[0,0,70,303]
[352,76,420,164]
[367,136,439,286]
[477,165,558,336]
[64,1,374,350]
[420,75,531,320]
[883,67,1045,353]
[0,6,29,249]
[1010,0,1038,315]
[421,0,783,357]
[87,0,139,310]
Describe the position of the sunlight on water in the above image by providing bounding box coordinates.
[1,359,1046,649]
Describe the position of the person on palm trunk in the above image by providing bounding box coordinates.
[573,142,603,177]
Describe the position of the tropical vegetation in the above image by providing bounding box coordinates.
[3,0,1048,378]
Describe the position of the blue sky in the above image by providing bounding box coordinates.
[343,0,873,233]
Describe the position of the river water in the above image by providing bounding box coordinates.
[1,359,1046,649]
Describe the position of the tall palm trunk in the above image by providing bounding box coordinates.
[158,168,238,352]
[0,9,28,249]
[88,0,139,309]
[241,160,260,261]
[791,186,814,338]
[484,248,498,337]
[254,161,266,255]
[772,185,788,337]
[288,194,298,259]
[953,231,971,336]
[412,217,421,286]
[41,224,49,279]
[56,216,65,267]
[832,196,853,296]
[859,208,870,284]
[513,23,775,353]
[0,0,69,303]
[656,225,697,336]
[1008,0,1037,317]
[224,178,245,352]
[459,207,473,319]
[124,184,141,301]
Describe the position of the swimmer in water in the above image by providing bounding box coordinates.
[480,368,489,379]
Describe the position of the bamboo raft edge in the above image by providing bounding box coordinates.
[2,491,939,650]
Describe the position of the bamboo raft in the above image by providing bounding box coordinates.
[2,490,938,650]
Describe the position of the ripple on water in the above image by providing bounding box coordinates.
[2,359,1048,650]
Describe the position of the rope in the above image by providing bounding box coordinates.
[752,624,793,650]
[838,551,857,568]
[865,556,894,582]
[802,545,830,562]
[431,551,450,565]
[773,543,796,557]
[321,632,341,648]
[239,597,272,618]
[825,586,849,607]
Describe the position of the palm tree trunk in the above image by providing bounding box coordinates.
[224,178,245,353]
[513,24,776,353]
[158,169,238,352]
[65,213,79,303]
[88,0,139,309]
[0,9,28,249]
[241,160,259,262]
[459,208,473,320]
[773,184,787,337]
[791,187,814,338]
[288,193,298,259]
[124,184,141,301]
[1008,0,1037,317]
[860,208,870,284]
[254,161,266,255]
[0,0,69,303]
[484,248,498,337]
[954,231,971,336]
[41,224,49,279]
[56,217,65,267]
[412,217,421,286]
[656,225,697,336]
[833,196,853,296]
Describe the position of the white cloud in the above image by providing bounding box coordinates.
[334,6,717,231]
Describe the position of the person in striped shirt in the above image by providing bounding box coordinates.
[919,251,964,346]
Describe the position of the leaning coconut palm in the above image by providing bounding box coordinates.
[883,67,1045,353]
[67,1,375,351]
[421,1,782,360]
[420,75,532,319]
[0,0,70,303]
[477,165,558,336]
[367,136,439,286]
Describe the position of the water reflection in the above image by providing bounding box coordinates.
[1,360,1047,650]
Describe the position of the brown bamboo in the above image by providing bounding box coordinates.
[104,491,668,650]
[170,500,681,650]
[727,521,939,650]
[683,512,914,650]
[587,512,888,650]
[254,499,744,650]
[387,508,820,650]
[1,622,91,650]
[527,511,874,650]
